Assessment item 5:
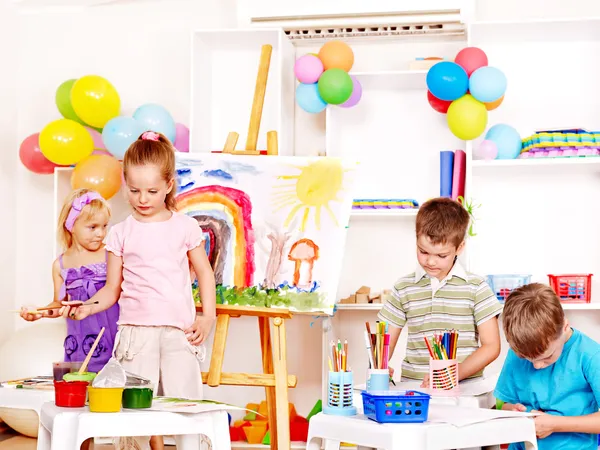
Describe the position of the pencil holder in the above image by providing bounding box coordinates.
[429,359,459,395]
[366,369,389,392]
[323,371,357,416]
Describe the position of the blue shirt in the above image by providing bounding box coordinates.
[494,329,600,450]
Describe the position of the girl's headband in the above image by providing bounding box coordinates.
[65,191,103,232]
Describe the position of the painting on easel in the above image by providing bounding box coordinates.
[175,153,357,314]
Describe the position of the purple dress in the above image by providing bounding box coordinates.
[59,253,119,374]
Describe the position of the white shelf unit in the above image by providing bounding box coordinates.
[350,209,418,218]
[190,29,296,155]
[471,157,600,175]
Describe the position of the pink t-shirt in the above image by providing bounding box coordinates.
[105,212,203,330]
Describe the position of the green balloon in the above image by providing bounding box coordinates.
[55,79,103,132]
[317,69,353,105]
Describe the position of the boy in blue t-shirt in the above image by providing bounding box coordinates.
[495,283,600,450]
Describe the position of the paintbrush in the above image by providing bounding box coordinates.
[9,301,99,314]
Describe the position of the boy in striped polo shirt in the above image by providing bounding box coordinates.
[379,197,502,386]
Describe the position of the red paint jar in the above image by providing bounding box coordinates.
[54,380,89,408]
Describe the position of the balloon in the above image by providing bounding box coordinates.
[102,116,145,160]
[174,123,190,153]
[427,90,452,114]
[485,95,504,111]
[294,55,324,84]
[485,124,522,159]
[317,41,354,72]
[85,127,105,149]
[56,79,83,124]
[19,133,61,174]
[39,119,94,165]
[92,149,112,157]
[133,104,176,143]
[475,140,498,160]
[317,69,353,105]
[340,76,362,108]
[469,67,507,103]
[446,94,488,140]
[71,75,120,128]
[454,47,488,76]
[71,154,122,200]
[426,62,469,101]
[296,83,327,114]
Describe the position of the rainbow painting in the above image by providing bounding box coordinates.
[175,153,357,314]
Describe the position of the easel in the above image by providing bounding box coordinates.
[222,44,279,156]
[199,304,296,450]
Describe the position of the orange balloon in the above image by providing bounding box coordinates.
[71,155,122,200]
[484,95,504,111]
[318,41,354,72]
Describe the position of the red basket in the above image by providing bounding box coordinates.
[548,274,592,303]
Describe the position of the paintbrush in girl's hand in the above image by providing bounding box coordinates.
[9,301,99,314]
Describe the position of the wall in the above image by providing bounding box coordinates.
[0,1,18,347]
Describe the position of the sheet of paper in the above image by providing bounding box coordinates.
[145,397,255,415]
[427,404,536,427]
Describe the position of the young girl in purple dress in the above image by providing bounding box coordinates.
[21,188,119,374]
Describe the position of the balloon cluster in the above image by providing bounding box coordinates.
[426,47,507,140]
[19,75,190,200]
[294,41,362,114]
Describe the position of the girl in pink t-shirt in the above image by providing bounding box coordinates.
[62,131,216,450]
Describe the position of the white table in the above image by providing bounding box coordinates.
[37,402,230,450]
[307,409,537,450]
[0,387,55,437]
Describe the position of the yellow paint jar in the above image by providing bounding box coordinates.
[88,387,124,413]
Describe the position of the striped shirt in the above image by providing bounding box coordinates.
[378,263,502,380]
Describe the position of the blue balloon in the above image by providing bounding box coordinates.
[296,83,327,114]
[102,116,145,159]
[485,124,521,159]
[426,62,469,101]
[469,67,507,103]
[132,104,176,143]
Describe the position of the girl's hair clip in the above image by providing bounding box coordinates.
[141,131,160,141]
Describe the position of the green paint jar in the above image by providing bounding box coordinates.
[122,387,153,409]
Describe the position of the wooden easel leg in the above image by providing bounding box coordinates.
[259,317,278,450]
[272,317,290,450]
[208,314,230,387]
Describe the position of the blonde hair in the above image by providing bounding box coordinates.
[502,283,565,359]
[416,197,470,248]
[57,189,111,250]
[123,131,177,211]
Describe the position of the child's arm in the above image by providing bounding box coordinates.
[21,260,64,321]
[458,316,501,380]
[533,411,600,439]
[60,253,123,319]
[184,245,216,345]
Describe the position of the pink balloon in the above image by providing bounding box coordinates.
[19,133,62,174]
[294,55,324,84]
[476,140,498,160]
[85,127,105,150]
[340,76,362,108]
[174,123,190,153]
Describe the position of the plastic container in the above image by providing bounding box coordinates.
[54,380,89,408]
[366,369,389,392]
[487,274,532,302]
[52,362,83,381]
[122,387,154,409]
[88,387,124,413]
[548,274,592,303]
[323,371,356,416]
[429,359,459,395]
[361,390,430,423]
[63,372,97,383]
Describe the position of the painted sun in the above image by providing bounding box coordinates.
[272,158,345,232]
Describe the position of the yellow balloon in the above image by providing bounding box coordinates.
[39,119,94,165]
[446,94,488,140]
[71,75,120,128]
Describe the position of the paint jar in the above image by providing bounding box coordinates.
[122,386,154,409]
[63,372,97,383]
[88,387,124,413]
[366,369,389,392]
[54,381,89,408]
[429,359,459,395]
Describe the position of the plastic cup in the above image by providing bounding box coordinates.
[366,369,389,392]
[122,386,154,409]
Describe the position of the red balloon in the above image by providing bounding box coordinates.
[427,90,452,114]
[19,133,61,174]
[455,47,488,77]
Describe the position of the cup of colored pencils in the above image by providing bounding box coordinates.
[324,339,357,416]
[425,330,459,393]
[364,321,395,387]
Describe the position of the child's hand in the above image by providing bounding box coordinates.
[59,300,92,320]
[185,315,216,346]
[388,366,394,378]
[532,410,556,439]
[420,374,430,388]
[20,306,44,322]
[505,403,527,412]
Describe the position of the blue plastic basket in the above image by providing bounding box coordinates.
[487,274,532,302]
[361,390,431,423]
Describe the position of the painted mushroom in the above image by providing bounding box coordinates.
[288,238,319,289]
